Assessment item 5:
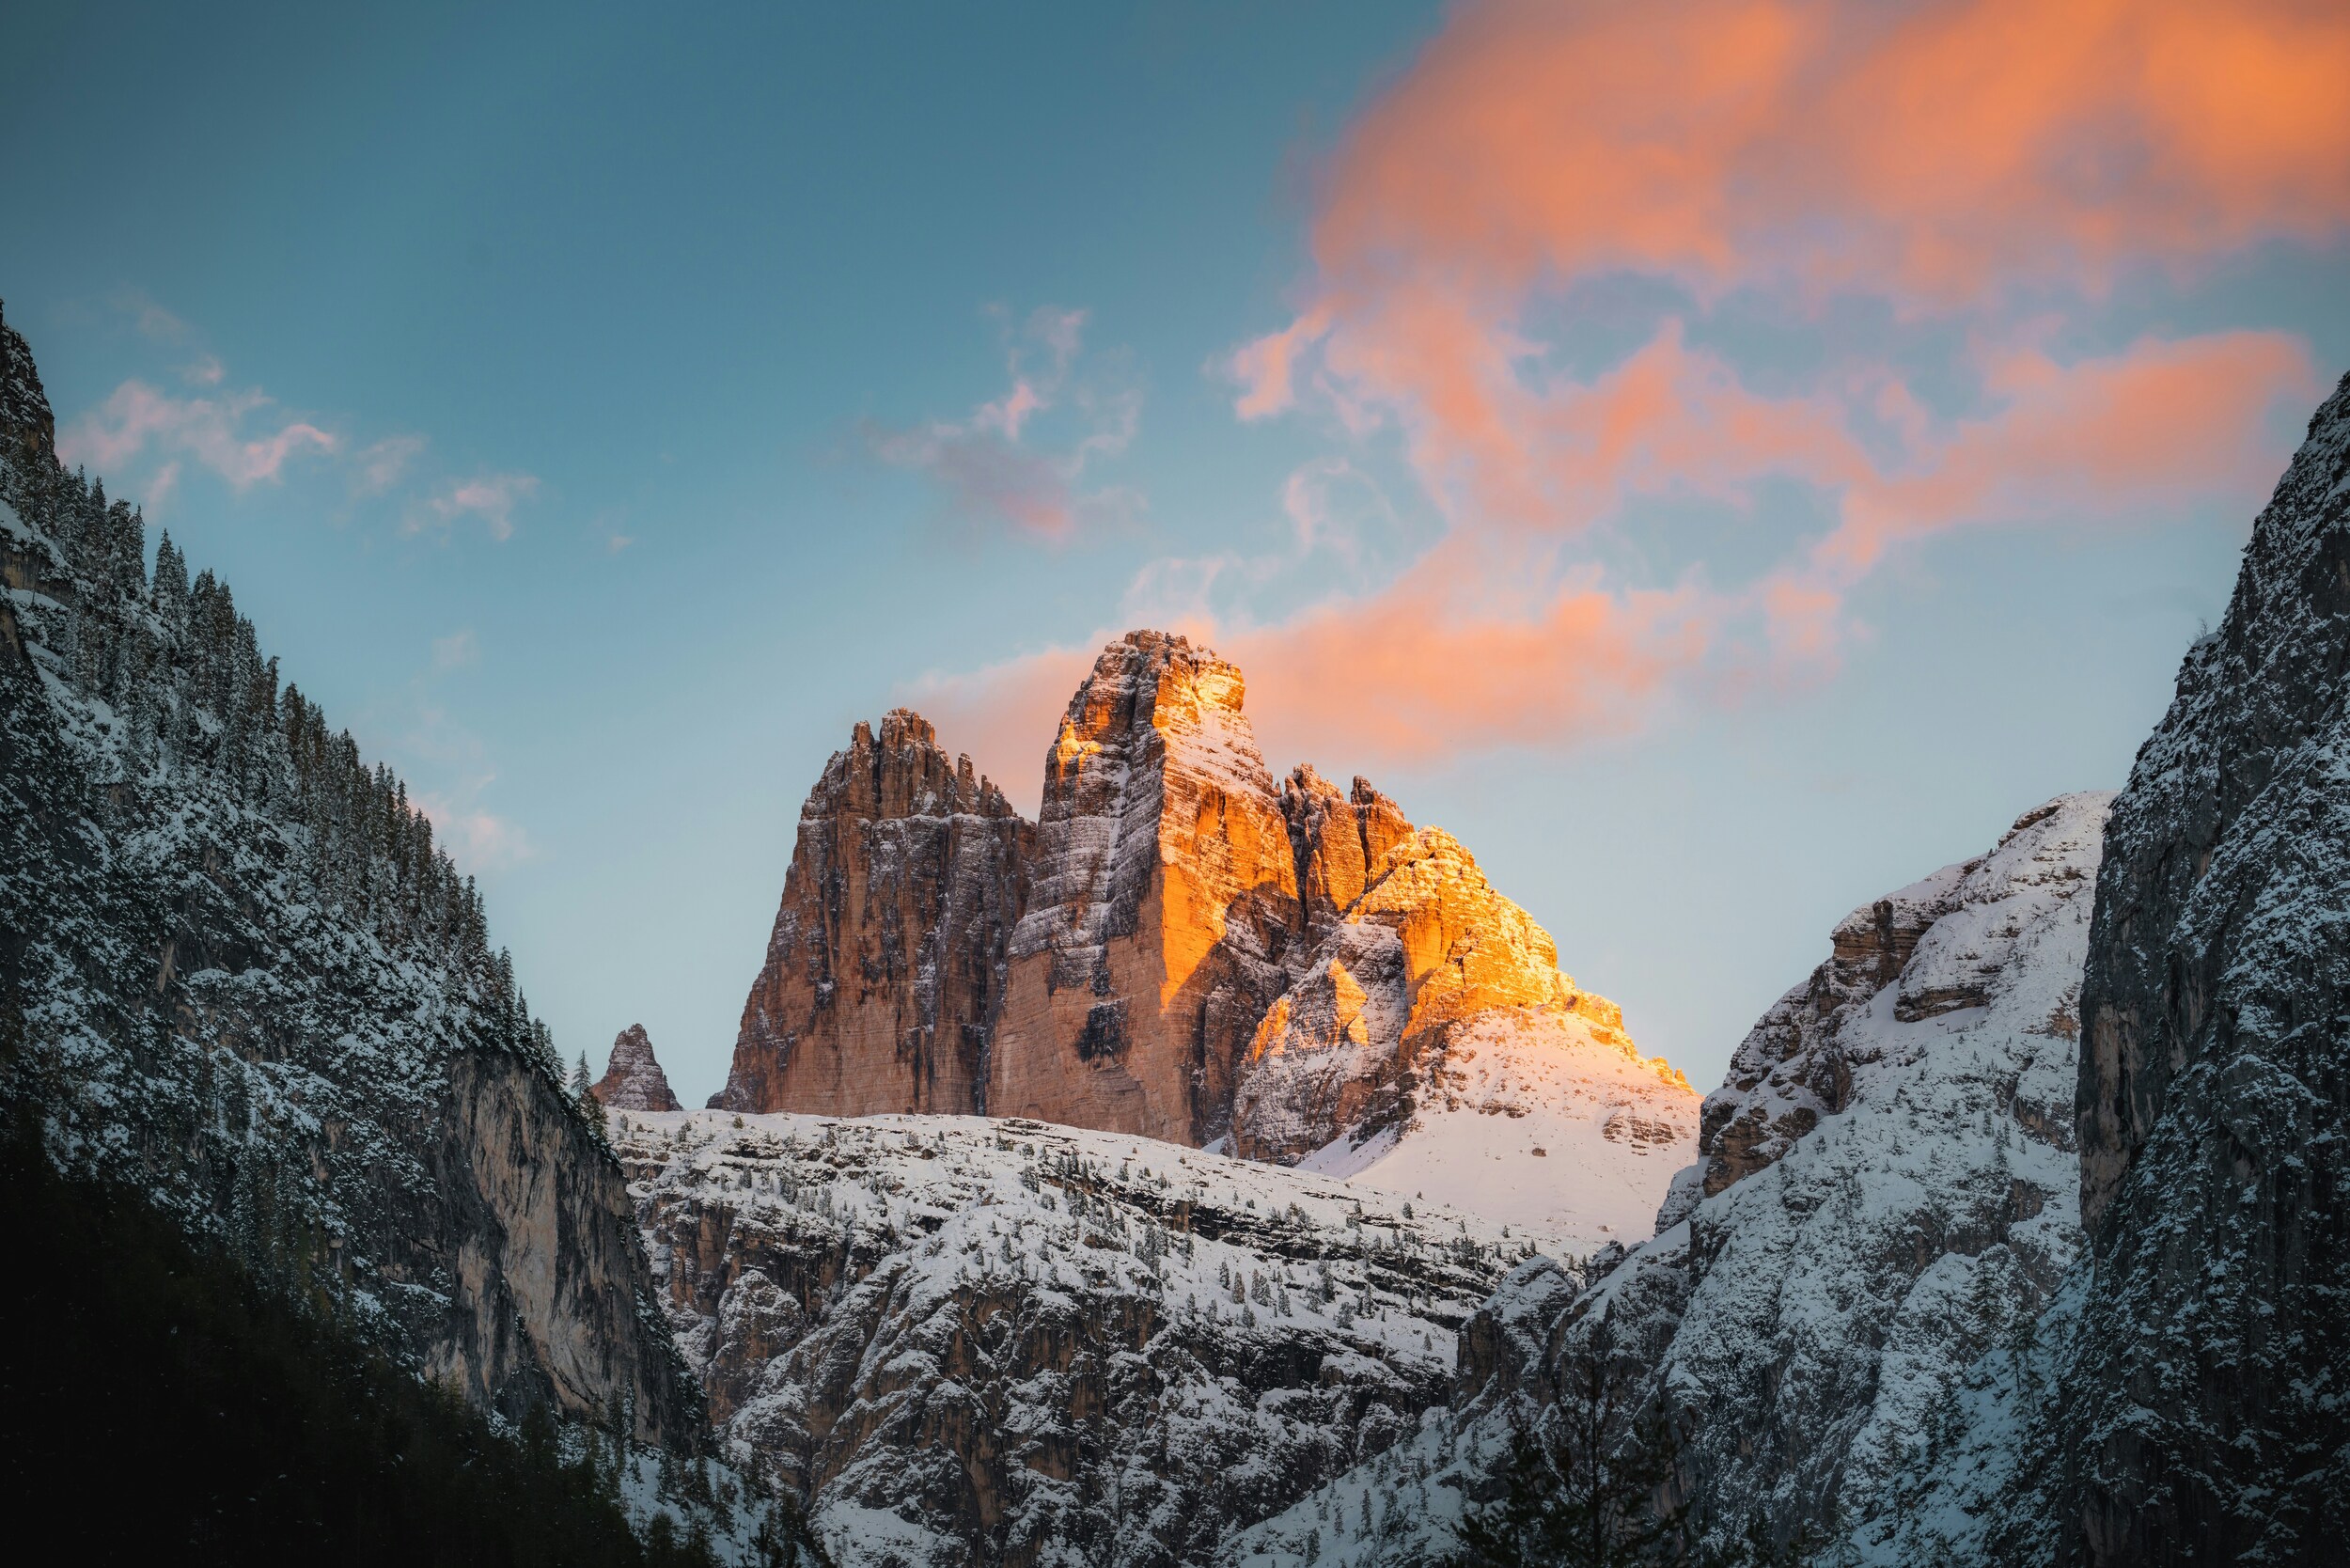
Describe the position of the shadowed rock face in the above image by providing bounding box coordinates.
[714,710,1030,1118]
[1691,860,1974,1205]
[0,306,697,1449]
[594,1024,682,1112]
[987,632,1307,1147]
[2055,372,2350,1564]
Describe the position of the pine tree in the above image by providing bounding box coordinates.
[1448,1329,1687,1567]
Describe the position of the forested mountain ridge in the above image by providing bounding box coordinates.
[0,297,696,1444]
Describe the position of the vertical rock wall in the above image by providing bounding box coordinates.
[987,632,1303,1146]
[2058,372,2350,1564]
[716,710,1030,1117]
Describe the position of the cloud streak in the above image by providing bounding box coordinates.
[58,380,338,489]
[868,306,1142,542]
[410,472,540,541]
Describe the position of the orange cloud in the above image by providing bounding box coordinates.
[1270,0,2350,329]
[935,2,2342,783]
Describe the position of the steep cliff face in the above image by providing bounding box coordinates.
[717,710,1029,1118]
[622,1108,1553,1568]
[989,632,1304,1146]
[2036,373,2350,1564]
[0,304,696,1446]
[1234,821,1694,1252]
[1227,792,2108,1568]
[595,1023,683,1112]
[717,632,1693,1247]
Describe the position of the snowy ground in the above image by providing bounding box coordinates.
[1295,1007,1697,1256]
[614,1108,1579,1568]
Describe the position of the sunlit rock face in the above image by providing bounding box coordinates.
[594,1024,683,1112]
[715,631,1694,1248]
[988,632,1305,1146]
[1234,819,1695,1254]
[714,710,1031,1117]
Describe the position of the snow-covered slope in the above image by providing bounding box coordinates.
[617,1108,1574,1568]
[1292,1006,1694,1256]
[0,300,697,1445]
[1222,792,2108,1567]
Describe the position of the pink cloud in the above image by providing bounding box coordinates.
[868,306,1141,542]
[58,380,338,489]
[411,473,539,541]
[416,792,536,871]
[1168,0,2347,766]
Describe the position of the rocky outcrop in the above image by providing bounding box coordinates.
[620,1108,1549,1568]
[713,631,1694,1239]
[2038,372,2350,1564]
[1687,855,1979,1214]
[0,312,696,1447]
[594,1023,683,1112]
[1232,820,1694,1251]
[988,633,1305,1146]
[1228,792,2109,1568]
[715,710,1029,1118]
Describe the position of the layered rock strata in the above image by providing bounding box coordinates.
[594,1023,683,1112]
[715,710,1029,1117]
[988,632,1305,1145]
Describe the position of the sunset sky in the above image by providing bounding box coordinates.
[6,0,2346,1101]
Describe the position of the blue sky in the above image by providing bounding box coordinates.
[7,1,2345,1104]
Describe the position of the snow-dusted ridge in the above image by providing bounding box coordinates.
[1221,792,2109,1567]
[617,1108,1588,1568]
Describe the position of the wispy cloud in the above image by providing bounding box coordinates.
[866,306,1143,542]
[415,787,537,871]
[354,434,426,496]
[409,472,540,541]
[58,380,338,489]
[431,628,479,672]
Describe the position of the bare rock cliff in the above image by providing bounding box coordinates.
[714,710,1029,1117]
[2049,371,2350,1564]
[593,1023,682,1112]
[987,632,1304,1145]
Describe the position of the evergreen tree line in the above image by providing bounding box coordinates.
[0,1113,822,1567]
[1443,1326,1819,1568]
[2,450,572,1092]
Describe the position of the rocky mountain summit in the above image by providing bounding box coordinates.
[992,632,1305,1147]
[615,1107,1564,1568]
[714,631,1694,1246]
[717,710,1030,1119]
[595,1024,684,1112]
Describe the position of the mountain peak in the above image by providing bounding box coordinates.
[592,1023,682,1112]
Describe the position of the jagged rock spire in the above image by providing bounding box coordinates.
[592,1023,682,1112]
